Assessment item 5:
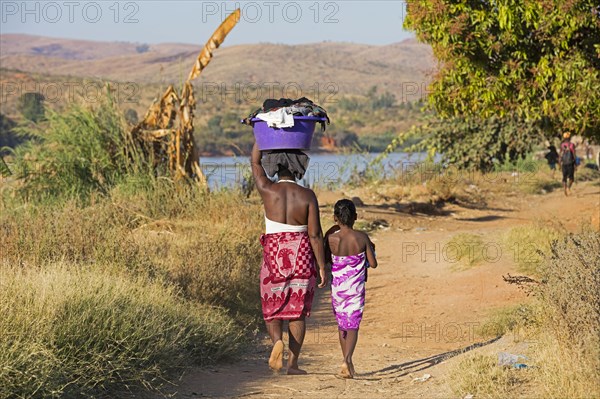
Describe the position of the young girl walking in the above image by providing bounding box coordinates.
[325,199,377,378]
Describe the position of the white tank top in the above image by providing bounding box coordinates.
[264,216,308,234]
[263,179,308,234]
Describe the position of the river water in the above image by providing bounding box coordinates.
[200,152,434,189]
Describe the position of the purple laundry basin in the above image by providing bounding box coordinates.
[251,116,327,150]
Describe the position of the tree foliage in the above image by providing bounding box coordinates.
[405,0,600,141]
[17,92,45,122]
[11,97,149,201]
[423,114,544,171]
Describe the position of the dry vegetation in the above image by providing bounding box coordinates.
[450,228,600,399]
[1,90,598,397]
[0,98,264,397]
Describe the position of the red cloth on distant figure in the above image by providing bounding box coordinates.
[260,231,316,321]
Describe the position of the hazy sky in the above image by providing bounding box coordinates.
[0,1,413,45]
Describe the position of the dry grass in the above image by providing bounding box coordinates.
[503,225,561,275]
[477,304,540,340]
[445,233,486,270]
[533,231,600,398]
[0,263,244,398]
[0,97,268,397]
[0,176,264,397]
[1,180,264,318]
[451,230,600,399]
[450,354,531,398]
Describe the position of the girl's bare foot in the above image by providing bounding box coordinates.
[348,362,356,377]
[337,362,353,379]
[268,340,284,372]
[286,367,307,375]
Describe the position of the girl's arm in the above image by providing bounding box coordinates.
[365,234,377,269]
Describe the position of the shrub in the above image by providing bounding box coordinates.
[540,231,599,361]
[451,231,600,398]
[423,114,544,171]
[11,96,148,202]
[533,231,600,398]
[18,92,45,122]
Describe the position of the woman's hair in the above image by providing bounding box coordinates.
[334,199,357,226]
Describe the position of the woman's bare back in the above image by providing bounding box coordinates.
[261,182,314,225]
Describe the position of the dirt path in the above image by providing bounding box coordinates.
[157,181,599,399]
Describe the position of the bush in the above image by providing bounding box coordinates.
[532,231,600,398]
[424,114,544,171]
[540,231,599,360]
[451,231,600,398]
[0,263,243,398]
[18,92,45,122]
[11,96,148,202]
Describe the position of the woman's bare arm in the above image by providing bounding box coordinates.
[250,142,272,192]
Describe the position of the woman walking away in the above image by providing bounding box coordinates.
[325,199,377,379]
[251,141,327,375]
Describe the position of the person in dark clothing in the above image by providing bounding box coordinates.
[545,145,559,178]
[559,132,577,196]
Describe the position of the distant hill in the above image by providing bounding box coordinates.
[0,34,435,100]
[0,34,436,155]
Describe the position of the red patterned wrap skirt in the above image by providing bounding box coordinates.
[259,231,317,321]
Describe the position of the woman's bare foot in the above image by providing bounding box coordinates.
[268,340,284,372]
[337,362,353,379]
[286,367,307,375]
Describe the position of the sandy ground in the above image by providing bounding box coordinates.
[154,179,599,399]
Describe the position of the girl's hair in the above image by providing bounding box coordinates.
[334,199,357,226]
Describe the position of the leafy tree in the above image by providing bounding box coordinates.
[423,113,544,171]
[405,0,600,141]
[18,92,45,122]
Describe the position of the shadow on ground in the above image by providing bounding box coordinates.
[360,336,502,380]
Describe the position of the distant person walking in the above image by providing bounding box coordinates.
[559,132,577,196]
[545,145,559,178]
